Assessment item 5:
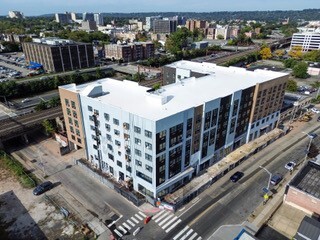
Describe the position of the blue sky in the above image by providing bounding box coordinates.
[1,0,319,16]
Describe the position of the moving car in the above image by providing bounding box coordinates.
[270,173,283,186]
[230,171,244,182]
[33,181,53,195]
[285,161,296,171]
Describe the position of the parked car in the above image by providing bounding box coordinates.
[285,161,296,171]
[33,181,53,195]
[21,98,30,103]
[230,171,244,182]
[317,116,320,122]
[311,108,320,114]
[270,173,283,186]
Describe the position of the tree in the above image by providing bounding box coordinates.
[35,100,48,111]
[311,81,320,99]
[292,62,308,79]
[216,34,224,40]
[96,67,103,79]
[165,27,192,54]
[303,50,320,62]
[288,46,303,59]
[286,79,298,92]
[153,83,161,90]
[42,119,56,135]
[284,58,297,69]
[274,49,285,59]
[259,47,272,60]
[131,72,145,82]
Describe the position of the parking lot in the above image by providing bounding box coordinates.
[0,52,29,82]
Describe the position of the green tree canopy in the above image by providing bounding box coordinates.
[165,27,192,55]
[286,79,298,92]
[292,62,308,79]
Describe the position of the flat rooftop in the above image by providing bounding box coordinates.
[290,161,320,199]
[30,38,88,46]
[60,61,288,121]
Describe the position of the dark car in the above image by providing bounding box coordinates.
[270,173,283,186]
[33,181,53,195]
[230,171,244,182]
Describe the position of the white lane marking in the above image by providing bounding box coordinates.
[114,229,123,237]
[196,237,202,240]
[189,232,198,240]
[152,210,165,220]
[139,211,147,217]
[123,222,131,230]
[155,211,170,223]
[131,216,139,224]
[118,225,127,234]
[180,229,194,240]
[159,214,174,227]
[177,198,201,218]
[165,219,182,233]
[161,216,178,229]
[173,225,189,240]
[107,215,123,228]
[127,219,135,227]
[135,213,143,221]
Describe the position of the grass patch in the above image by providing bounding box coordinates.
[0,151,38,188]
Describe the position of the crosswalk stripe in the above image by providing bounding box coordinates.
[189,232,198,240]
[135,213,143,221]
[152,210,165,220]
[180,229,194,240]
[161,216,178,230]
[123,222,131,230]
[131,216,139,224]
[165,219,181,233]
[196,237,202,240]
[155,211,170,223]
[159,214,174,227]
[127,219,135,227]
[139,211,147,218]
[173,225,189,240]
[118,226,127,234]
[114,229,123,237]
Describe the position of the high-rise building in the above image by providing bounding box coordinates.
[80,21,97,31]
[94,13,104,26]
[83,12,95,22]
[59,60,288,200]
[22,38,94,73]
[145,16,162,31]
[185,20,207,32]
[153,19,177,34]
[105,42,154,62]
[55,12,72,24]
[8,11,24,19]
[290,32,320,52]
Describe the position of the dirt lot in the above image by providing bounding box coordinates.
[0,167,83,240]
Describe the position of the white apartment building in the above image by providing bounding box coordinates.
[59,61,288,201]
[290,32,320,52]
[8,11,24,19]
[94,13,104,26]
[145,16,162,31]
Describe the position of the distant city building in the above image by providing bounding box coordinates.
[205,27,215,40]
[284,161,320,215]
[22,38,94,73]
[215,25,231,40]
[153,19,177,34]
[55,12,72,24]
[145,16,162,31]
[83,12,95,22]
[71,12,78,22]
[58,60,288,201]
[171,16,186,26]
[94,13,104,26]
[105,42,154,62]
[185,20,207,32]
[290,32,320,52]
[128,19,143,31]
[8,11,24,19]
[80,21,97,31]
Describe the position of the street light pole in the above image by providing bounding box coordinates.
[259,166,272,191]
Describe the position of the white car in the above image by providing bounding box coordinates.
[311,108,320,114]
[285,161,296,171]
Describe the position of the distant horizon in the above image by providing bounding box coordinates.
[2,8,320,17]
[1,0,320,16]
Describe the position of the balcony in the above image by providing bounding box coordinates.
[125,154,131,162]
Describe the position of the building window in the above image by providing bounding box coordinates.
[77,138,82,144]
[105,124,110,131]
[71,101,76,109]
[68,117,73,125]
[123,122,130,130]
[146,164,153,172]
[136,159,142,166]
[109,166,114,174]
[104,113,109,121]
[145,153,152,161]
[115,140,121,146]
[73,110,77,118]
[88,106,93,111]
[113,118,119,125]
[135,138,141,145]
[107,144,113,151]
[117,160,122,167]
[136,171,152,184]
[65,99,70,107]
[145,130,152,138]
[126,165,132,172]
[74,120,79,127]
[67,108,71,116]
[135,149,142,157]
[76,129,80,136]
[145,142,152,150]
[71,135,75,140]
[106,134,112,141]
[134,126,141,134]
[114,129,120,136]
[70,126,74,133]
[108,153,114,161]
